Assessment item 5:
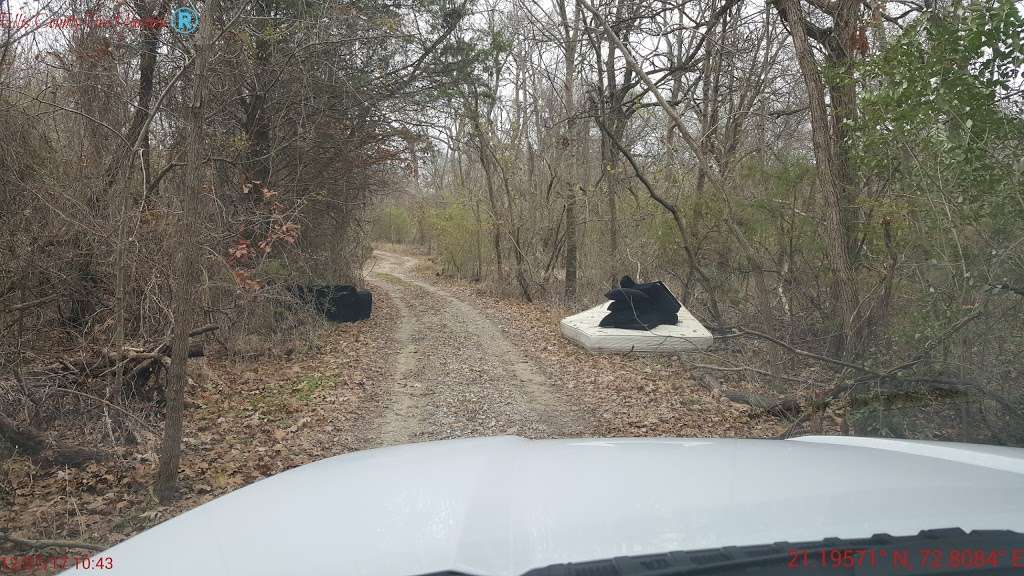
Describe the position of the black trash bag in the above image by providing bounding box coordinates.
[606,287,651,304]
[286,284,372,323]
[326,286,373,323]
[599,275,680,330]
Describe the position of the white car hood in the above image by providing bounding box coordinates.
[91,436,1024,576]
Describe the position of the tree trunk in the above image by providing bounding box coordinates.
[104,0,170,192]
[155,0,218,503]
[243,0,274,186]
[471,113,504,279]
[564,183,578,302]
[601,37,620,260]
[824,0,861,264]
[775,0,861,356]
[558,0,579,305]
[595,5,632,277]
[602,132,619,258]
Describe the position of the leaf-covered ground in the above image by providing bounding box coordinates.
[1,248,787,568]
[417,259,786,440]
[0,290,399,562]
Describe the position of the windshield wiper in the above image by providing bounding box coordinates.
[424,528,1024,576]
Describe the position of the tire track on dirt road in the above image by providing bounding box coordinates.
[363,250,590,446]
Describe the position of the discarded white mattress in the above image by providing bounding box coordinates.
[560,302,713,353]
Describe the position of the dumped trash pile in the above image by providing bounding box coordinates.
[287,284,373,323]
[599,276,681,330]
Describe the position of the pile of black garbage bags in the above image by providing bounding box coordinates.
[599,276,680,330]
[286,284,372,323]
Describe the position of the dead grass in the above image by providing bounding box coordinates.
[0,296,398,563]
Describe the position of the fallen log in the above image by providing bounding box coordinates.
[152,324,220,356]
[0,531,105,552]
[724,392,802,420]
[2,294,59,313]
[38,325,218,377]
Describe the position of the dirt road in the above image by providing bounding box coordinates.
[364,250,591,445]
[0,250,774,552]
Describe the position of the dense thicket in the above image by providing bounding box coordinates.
[0,0,470,496]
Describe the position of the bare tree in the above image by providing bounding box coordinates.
[555,0,582,304]
[155,0,221,502]
[774,0,864,356]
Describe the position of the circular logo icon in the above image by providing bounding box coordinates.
[170,6,199,34]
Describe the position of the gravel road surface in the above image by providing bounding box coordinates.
[364,250,591,446]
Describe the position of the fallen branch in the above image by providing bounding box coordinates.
[774,373,1024,439]
[3,294,59,313]
[189,323,221,339]
[0,531,105,552]
[689,361,810,386]
[734,310,1022,412]
[38,325,219,378]
[777,380,857,439]
[155,328,217,355]
[734,326,883,376]
[988,283,1024,297]
[724,392,802,420]
[901,377,1024,418]
[714,298,1020,437]
[886,302,987,373]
